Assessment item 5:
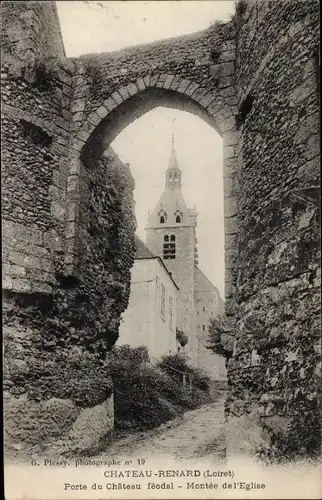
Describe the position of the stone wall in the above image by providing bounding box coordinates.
[3,150,135,459]
[2,2,136,457]
[62,20,239,314]
[225,0,321,461]
[1,1,65,64]
[1,0,320,463]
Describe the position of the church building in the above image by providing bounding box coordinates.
[119,131,226,379]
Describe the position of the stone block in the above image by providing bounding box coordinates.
[76,129,91,142]
[67,175,81,194]
[11,278,32,293]
[224,196,238,218]
[223,130,238,146]
[49,185,64,202]
[217,75,234,89]
[156,74,167,88]
[127,82,138,96]
[220,116,236,134]
[3,263,26,278]
[191,87,208,103]
[66,396,114,455]
[96,105,108,119]
[176,78,191,94]
[71,99,85,113]
[51,201,66,222]
[207,98,225,116]
[199,92,216,108]
[103,97,117,113]
[118,86,130,101]
[61,109,73,122]
[136,78,146,91]
[70,137,85,152]
[54,116,70,132]
[185,82,199,96]
[149,75,159,87]
[143,74,151,87]
[224,215,238,235]
[72,111,83,123]
[52,170,67,190]
[87,112,101,127]
[65,222,77,240]
[111,91,123,105]
[163,74,174,89]
[223,144,236,160]
[220,49,235,62]
[3,276,13,290]
[289,79,316,106]
[66,202,80,223]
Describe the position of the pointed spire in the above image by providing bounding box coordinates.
[172,119,175,148]
[166,118,182,188]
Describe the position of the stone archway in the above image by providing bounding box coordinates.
[62,75,239,313]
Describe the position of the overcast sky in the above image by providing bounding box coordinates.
[56,1,236,299]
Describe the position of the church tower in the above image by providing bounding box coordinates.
[145,129,199,360]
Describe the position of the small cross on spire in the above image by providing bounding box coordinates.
[172,117,176,148]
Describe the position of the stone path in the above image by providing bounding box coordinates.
[98,394,226,463]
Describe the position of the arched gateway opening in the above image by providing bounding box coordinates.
[64,79,239,315]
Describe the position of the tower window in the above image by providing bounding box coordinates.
[160,216,165,224]
[202,325,205,331]
[163,235,176,260]
[176,215,181,223]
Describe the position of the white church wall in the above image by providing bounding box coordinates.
[118,258,177,362]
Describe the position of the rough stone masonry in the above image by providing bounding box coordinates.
[1,0,320,461]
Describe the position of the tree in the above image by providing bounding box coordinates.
[176,328,188,348]
[206,316,235,369]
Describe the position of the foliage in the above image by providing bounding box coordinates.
[176,328,188,347]
[109,347,212,431]
[157,353,211,391]
[207,316,235,365]
[235,0,247,17]
[256,412,321,464]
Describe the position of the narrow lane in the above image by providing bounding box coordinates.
[98,395,226,463]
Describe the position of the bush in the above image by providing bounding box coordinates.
[157,353,211,391]
[176,328,188,347]
[108,346,211,431]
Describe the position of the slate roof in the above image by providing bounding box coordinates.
[134,234,155,259]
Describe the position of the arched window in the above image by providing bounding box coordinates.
[163,233,176,260]
[160,215,165,224]
[176,215,181,223]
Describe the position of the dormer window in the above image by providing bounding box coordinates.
[159,210,167,224]
[174,209,182,224]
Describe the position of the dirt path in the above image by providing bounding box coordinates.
[98,394,226,463]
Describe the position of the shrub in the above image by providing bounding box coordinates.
[108,346,211,431]
[176,328,188,347]
[157,353,211,392]
[207,316,235,368]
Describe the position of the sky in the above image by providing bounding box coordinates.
[56,1,236,299]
